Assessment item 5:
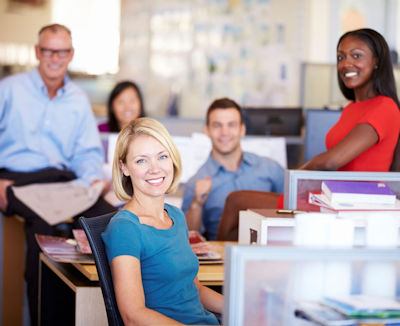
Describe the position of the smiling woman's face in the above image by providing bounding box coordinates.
[112,87,142,129]
[337,35,377,98]
[120,134,173,199]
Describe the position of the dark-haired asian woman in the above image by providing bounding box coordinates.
[99,81,146,132]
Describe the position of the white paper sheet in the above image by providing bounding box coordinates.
[12,181,104,225]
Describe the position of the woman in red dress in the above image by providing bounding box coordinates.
[301,28,400,172]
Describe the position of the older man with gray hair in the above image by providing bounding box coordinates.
[0,24,115,325]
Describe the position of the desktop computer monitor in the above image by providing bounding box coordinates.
[242,107,303,168]
[243,107,303,136]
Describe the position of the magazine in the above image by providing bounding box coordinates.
[294,301,356,326]
[189,230,223,262]
[72,229,92,254]
[295,299,400,326]
[323,295,400,319]
[35,234,94,264]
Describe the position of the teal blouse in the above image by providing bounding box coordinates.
[102,204,219,325]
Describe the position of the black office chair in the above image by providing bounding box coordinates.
[79,213,124,326]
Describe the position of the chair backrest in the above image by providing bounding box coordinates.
[217,190,280,241]
[79,213,124,326]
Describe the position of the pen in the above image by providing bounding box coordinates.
[276,209,305,214]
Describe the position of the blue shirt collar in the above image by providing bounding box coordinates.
[30,67,70,98]
[242,151,258,166]
[206,151,256,176]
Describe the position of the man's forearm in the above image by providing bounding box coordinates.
[185,200,203,231]
[70,153,104,185]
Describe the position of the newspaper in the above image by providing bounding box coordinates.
[12,180,104,225]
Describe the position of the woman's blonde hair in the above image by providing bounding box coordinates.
[112,117,182,202]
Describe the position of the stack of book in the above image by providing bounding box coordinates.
[308,180,400,218]
[295,295,400,325]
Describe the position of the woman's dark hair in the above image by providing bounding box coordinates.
[337,28,400,171]
[107,81,146,132]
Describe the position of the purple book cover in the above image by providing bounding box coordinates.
[322,181,395,195]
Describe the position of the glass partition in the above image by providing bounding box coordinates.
[283,170,400,210]
[223,245,400,326]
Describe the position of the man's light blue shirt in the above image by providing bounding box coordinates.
[181,151,285,240]
[0,68,104,184]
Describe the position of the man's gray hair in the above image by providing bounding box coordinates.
[38,24,71,37]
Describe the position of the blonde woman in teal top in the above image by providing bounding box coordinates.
[102,118,222,325]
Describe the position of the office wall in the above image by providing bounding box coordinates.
[0,0,51,74]
[119,0,400,117]
[119,0,308,117]
[303,0,400,109]
[0,0,399,115]
[306,0,330,63]
[0,0,51,44]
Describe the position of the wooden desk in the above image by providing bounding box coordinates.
[2,214,25,326]
[73,241,228,286]
[197,241,227,286]
[39,242,231,326]
[39,254,107,326]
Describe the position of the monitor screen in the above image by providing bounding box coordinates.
[243,107,303,136]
